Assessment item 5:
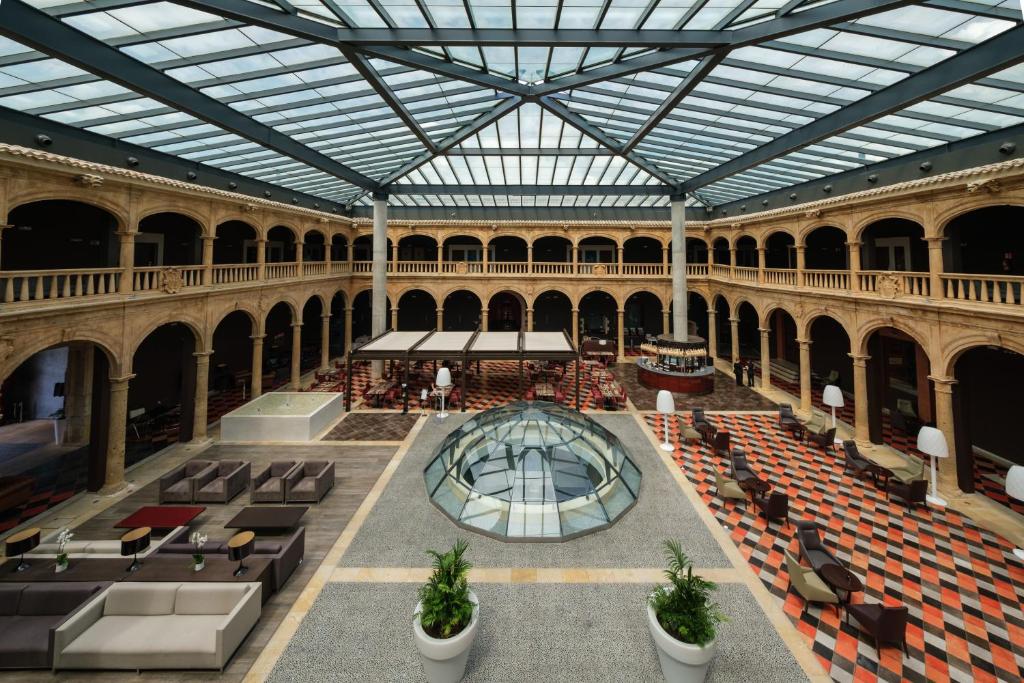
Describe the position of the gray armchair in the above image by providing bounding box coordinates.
[158,460,216,503]
[195,460,250,504]
[286,461,334,503]
[251,461,303,504]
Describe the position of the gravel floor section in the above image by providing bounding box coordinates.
[338,412,728,569]
[268,581,808,683]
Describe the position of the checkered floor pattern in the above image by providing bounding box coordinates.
[0,447,88,533]
[338,360,618,411]
[645,412,1024,683]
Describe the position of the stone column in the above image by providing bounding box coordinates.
[930,376,958,493]
[925,236,944,299]
[250,335,265,398]
[371,195,388,378]
[759,328,771,389]
[707,310,717,361]
[795,245,806,288]
[572,245,579,274]
[391,242,398,272]
[797,338,812,413]
[526,308,534,331]
[320,313,331,370]
[617,309,626,362]
[670,197,688,342]
[571,308,579,347]
[256,238,267,280]
[343,308,353,356]
[482,242,489,274]
[324,238,332,265]
[481,309,489,331]
[436,307,444,331]
[346,242,354,269]
[295,240,304,278]
[847,240,861,292]
[850,353,870,443]
[527,245,534,274]
[101,375,134,494]
[390,306,398,331]
[201,235,215,286]
[616,246,623,275]
[436,245,443,273]
[662,246,669,276]
[729,246,737,279]
[757,247,766,284]
[0,224,9,270]
[729,317,740,362]
[117,231,135,293]
[192,351,212,441]
[63,344,94,444]
[290,323,302,389]
[662,308,670,336]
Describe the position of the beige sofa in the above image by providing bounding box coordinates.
[28,526,186,560]
[53,582,261,671]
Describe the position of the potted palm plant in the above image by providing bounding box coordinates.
[413,539,479,683]
[190,531,208,572]
[54,529,73,573]
[647,540,725,683]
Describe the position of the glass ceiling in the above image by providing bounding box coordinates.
[0,0,1021,209]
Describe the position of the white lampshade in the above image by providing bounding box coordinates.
[822,384,844,408]
[917,426,948,458]
[656,390,675,415]
[420,388,428,401]
[436,367,452,387]
[1006,465,1024,502]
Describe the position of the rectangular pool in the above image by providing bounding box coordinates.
[220,392,344,442]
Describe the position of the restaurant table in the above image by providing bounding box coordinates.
[114,505,205,532]
[365,380,395,408]
[225,505,308,533]
[533,383,555,401]
[820,564,863,604]
[738,477,771,502]
[127,556,273,604]
[597,383,621,410]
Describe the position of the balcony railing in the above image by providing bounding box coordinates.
[487,262,530,275]
[734,266,758,283]
[859,271,930,297]
[1,268,121,303]
[212,264,257,284]
[710,264,731,278]
[303,261,327,276]
[266,263,298,280]
[764,268,796,287]
[804,269,849,291]
[133,266,203,292]
[941,273,1024,306]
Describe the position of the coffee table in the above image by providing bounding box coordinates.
[115,505,205,531]
[867,463,894,488]
[225,505,308,533]
[739,478,771,502]
[820,563,864,603]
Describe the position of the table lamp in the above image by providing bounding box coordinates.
[436,367,452,419]
[5,527,40,572]
[656,390,675,452]
[228,531,255,577]
[916,426,948,507]
[822,385,844,429]
[1005,466,1024,561]
[120,526,151,572]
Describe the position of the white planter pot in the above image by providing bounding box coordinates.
[413,591,479,683]
[194,560,205,572]
[55,561,68,574]
[647,603,716,683]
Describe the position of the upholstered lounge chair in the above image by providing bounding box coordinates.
[714,470,746,505]
[784,550,839,615]
[160,527,305,592]
[0,582,111,669]
[754,491,790,528]
[159,460,216,504]
[842,440,873,479]
[846,602,909,655]
[778,404,801,431]
[711,430,731,456]
[251,461,303,503]
[807,427,837,453]
[795,520,842,573]
[195,461,250,504]
[887,477,928,508]
[285,461,334,503]
[730,449,757,484]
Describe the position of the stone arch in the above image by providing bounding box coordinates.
[624,231,666,247]
[214,214,265,235]
[762,227,796,243]
[935,198,1024,237]
[853,318,933,361]
[8,193,128,232]
[798,309,854,341]
[302,291,328,312]
[439,284,486,305]
[529,230,576,244]
[575,287,618,309]
[267,223,300,241]
[138,206,211,237]
[1,331,123,383]
[733,232,761,249]
[530,286,574,309]
[576,232,622,247]
[760,303,798,330]
[210,304,260,336]
[622,286,667,309]
[851,209,926,242]
[391,283,442,303]
[940,335,1024,378]
[128,314,205,360]
[797,221,850,244]
[300,225,328,242]
[261,295,300,325]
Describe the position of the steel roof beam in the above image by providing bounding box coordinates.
[0,0,380,191]
[389,184,672,196]
[681,24,1024,192]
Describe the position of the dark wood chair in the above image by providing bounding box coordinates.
[807,427,837,453]
[754,491,790,528]
[842,440,873,479]
[846,603,909,656]
[795,520,841,573]
[887,477,928,508]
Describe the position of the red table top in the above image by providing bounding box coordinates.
[115,506,206,529]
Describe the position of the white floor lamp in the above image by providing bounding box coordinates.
[1005,466,1024,561]
[436,367,452,420]
[917,426,949,507]
[656,390,675,452]
[822,384,844,439]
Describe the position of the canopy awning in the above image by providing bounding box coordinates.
[350,329,577,362]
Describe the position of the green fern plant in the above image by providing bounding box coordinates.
[648,540,725,647]
[417,539,474,639]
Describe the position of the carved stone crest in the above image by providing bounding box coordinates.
[74,174,103,188]
[966,179,1001,194]
[804,209,822,219]
[0,338,13,363]
[593,264,608,276]
[455,261,468,275]
[241,203,257,213]
[160,267,185,294]
[877,273,902,299]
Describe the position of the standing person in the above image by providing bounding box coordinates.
[746,361,756,387]
[733,359,743,386]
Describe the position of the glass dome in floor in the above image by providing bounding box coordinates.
[424,401,641,541]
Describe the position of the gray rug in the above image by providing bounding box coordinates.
[338,413,728,568]
[268,582,808,683]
